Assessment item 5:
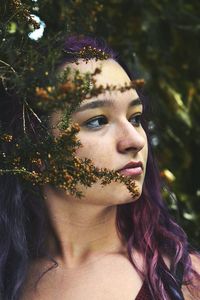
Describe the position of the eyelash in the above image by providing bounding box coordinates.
[83,114,142,129]
[83,115,107,129]
[129,114,142,127]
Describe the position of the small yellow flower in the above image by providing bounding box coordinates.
[35,87,49,99]
[1,134,13,142]
[59,81,75,93]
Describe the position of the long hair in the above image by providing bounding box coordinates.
[0,35,199,300]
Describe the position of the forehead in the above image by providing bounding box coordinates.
[61,58,132,88]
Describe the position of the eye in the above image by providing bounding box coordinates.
[129,114,142,127]
[83,115,108,129]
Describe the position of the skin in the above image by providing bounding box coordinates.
[45,59,148,263]
[23,59,200,299]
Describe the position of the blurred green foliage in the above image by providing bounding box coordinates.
[0,0,200,247]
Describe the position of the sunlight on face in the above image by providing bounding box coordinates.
[51,59,148,206]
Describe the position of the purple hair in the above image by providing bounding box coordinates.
[0,35,199,300]
[64,36,116,57]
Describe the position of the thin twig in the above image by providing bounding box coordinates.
[22,102,26,133]
[4,3,24,26]
[0,60,16,74]
[24,99,42,123]
[27,110,36,136]
[0,168,37,177]
[0,75,8,91]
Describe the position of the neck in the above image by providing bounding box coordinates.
[43,185,126,268]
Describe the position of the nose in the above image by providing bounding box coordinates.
[116,121,146,154]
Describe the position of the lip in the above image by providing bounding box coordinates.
[117,161,143,177]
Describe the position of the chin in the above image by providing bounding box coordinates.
[116,181,143,204]
[67,178,144,206]
[98,180,143,206]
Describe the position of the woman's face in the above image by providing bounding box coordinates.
[52,59,148,206]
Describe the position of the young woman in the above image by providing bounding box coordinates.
[0,36,200,300]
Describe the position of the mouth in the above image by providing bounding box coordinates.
[116,161,143,177]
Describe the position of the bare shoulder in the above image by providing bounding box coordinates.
[190,253,200,271]
[21,258,53,300]
[182,253,200,300]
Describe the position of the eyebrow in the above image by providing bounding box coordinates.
[75,97,142,113]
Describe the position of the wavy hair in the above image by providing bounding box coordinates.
[0,35,199,300]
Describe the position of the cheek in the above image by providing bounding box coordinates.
[143,137,148,160]
[76,133,113,168]
[141,130,148,159]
